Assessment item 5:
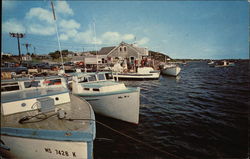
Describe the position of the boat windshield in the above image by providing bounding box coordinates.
[88,74,97,82]
[79,77,88,83]
[24,81,41,88]
[97,74,106,81]
[105,73,113,80]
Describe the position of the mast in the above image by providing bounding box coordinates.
[93,19,98,71]
[50,0,65,73]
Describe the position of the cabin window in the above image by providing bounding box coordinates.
[98,74,105,81]
[79,77,88,83]
[93,88,100,91]
[88,75,97,82]
[105,73,113,80]
[24,81,40,88]
[120,47,122,52]
[1,82,19,92]
[84,88,90,91]
[124,47,127,52]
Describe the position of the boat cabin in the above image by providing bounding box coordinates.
[72,72,127,94]
[1,76,70,115]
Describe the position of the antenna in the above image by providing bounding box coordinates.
[134,36,137,45]
[50,0,65,73]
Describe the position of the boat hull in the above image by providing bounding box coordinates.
[161,66,181,76]
[113,73,160,80]
[214,64,235,67]
[0,134,92,159]
[79,88,140,124]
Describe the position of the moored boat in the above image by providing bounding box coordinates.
[1,76,96,159]
[161,64,181,76]
[113,67,160,80]
[214,60,235,67]
[72,72,140,124]
[207,60,216,67]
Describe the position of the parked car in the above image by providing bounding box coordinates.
[37,63,51,69]
[1,66,28,74]
[64,62,75,66]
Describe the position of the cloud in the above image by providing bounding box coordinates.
[101,31,136,44]
[137,37,149,45]
[59,33,69,41]
[122,34,135,41]
[27,24,55,36]
[59,29,78,41]
[73,30,137,45]
[25,7,54,24]
[3,19,25,33]
[7,1,137,47]
[55,1,74,16]
[101,32,120,43]
[24,3,76,37]
[59,19,80,30]
[74,28,102,44]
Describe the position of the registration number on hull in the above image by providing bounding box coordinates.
[44,148,77,157]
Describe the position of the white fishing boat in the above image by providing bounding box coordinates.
[113,67,160,80]
[214,60,235,67]
[161,64,181,76]
[1,76,96,159]
[208,60,215,67]
[72,72,140,124]
[208,60,215,65]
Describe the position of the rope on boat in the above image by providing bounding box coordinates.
[18,113,183,159]
[18,112,57,124]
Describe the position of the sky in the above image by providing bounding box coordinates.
[2,0,249,59]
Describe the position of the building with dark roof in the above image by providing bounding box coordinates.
[98,46,116,55]
[98,42,150,66]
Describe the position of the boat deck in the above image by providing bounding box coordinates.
[1,94,94,133]
[80,81,122,88]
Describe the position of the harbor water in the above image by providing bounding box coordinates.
[94,61,249,159]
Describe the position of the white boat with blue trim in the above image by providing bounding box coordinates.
[113,67,160,80]
[72,72,140,124]
[1,76,96,159]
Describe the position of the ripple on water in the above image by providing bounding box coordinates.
[95,61,249,159]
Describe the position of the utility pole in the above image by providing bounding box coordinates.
[22,43,32,55]
[9,32,25,64]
